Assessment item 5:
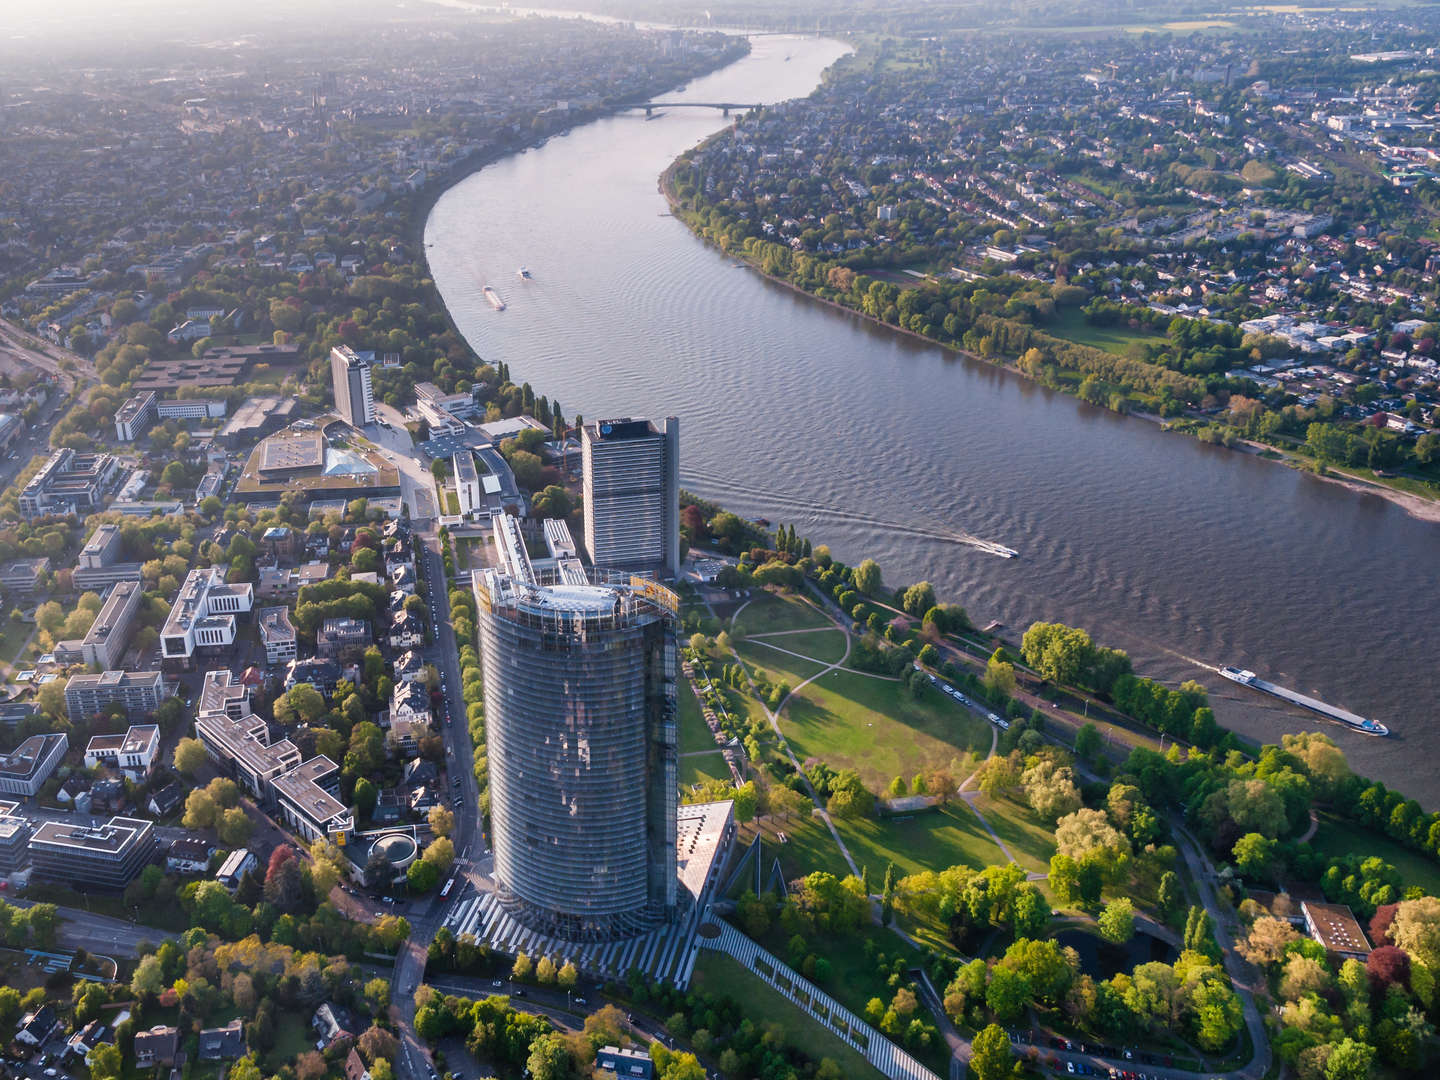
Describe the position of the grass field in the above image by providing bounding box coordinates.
[678,676,714,755]
[690,951,883,1078]
[834,802,1006,880]
[681,751,732,788]
[972,793,1058,875]
[1310,813,1440,896]
[1047,307,1167,357]
[736,641,830,691]
[750,627,848,665]
[734,591,832,635]
[782,670,991,791]
[747,815,853,884]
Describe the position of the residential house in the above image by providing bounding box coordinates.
[316,617,371,659]
[197,1018,247,1061]
[134,1025,180,1068]
[15,1004,59,1047]
[167,836,215,874]
[148,781,184,817]
[387,610,424,650]
[389,680,431,729]
[284,656,341,698]
[312,1002,355,1050]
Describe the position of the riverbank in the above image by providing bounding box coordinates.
[658,166,1440,525]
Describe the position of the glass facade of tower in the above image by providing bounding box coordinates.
[474,568,678,940]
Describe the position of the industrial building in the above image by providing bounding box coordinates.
[330,345,375,428]
[582,417,680,579]
[474,515,678,940]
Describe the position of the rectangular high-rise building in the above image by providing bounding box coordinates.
[582,416,679,579]
[329,345,375,428]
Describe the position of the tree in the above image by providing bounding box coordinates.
[182,788,218,829]
[901,581,936,617]
[1021,758,1082,822]
[217,807,252,846]
[558,961,578,988]
[524,1034,572,1080]
[1055,808,1127,862]
[86,1044,122,1080]
[422,836,455,872]
[1233,833,1277,880]
[427,805,455,837]
[295,1051,327,1080]
[969,1023,1016,1080]
[1098,898,1135,945]
[131,954,164,998]
[1239,916,1300,966]
[173,736,206,775]
[358,1024,398,1062]
[1389,896,1440,970]
[1020,621,1094,685]
[1073,722,1102,762]
[309,838,350,896]
[1157,871,1182,918]
[512,951,533,980]
[406,859,439,893]
[1323,1038,1375,1080]
[854,558,882,594]
[985,650,1017,698]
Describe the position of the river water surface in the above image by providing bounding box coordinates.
[426,33,1440,802]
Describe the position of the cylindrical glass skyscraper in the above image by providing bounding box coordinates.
[474,525,678,941]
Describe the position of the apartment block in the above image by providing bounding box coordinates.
[258,607,298,665]
[65,670,165,722]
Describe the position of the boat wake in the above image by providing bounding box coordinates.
[682,469,1018,559]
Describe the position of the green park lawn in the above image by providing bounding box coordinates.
[746,814,853,885]
[1047,307,1167,357]
[781,670,992,792]
[678,676,715,754]
[971,792,1058,876]
[833,802,1007,881]
[733,591,832,635]
[680,752,732,788]
[736,641,830,693]
[749,627,849,666]
[689,951,882,1078]
[1309,813,1440,896]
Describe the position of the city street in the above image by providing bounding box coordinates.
[365,406,441,523]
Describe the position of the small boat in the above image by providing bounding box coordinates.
[483,286,506,311]
[517,267,531,279]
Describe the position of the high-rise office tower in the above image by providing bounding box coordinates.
[582,417,679,580]
[329,345,375,427]
[474,515,678,940]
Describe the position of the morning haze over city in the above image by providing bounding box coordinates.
[0,2,1435,1080]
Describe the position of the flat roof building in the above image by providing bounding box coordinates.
[0,733,68,797]
[29,815,156,889]
[66,671,165,723]
[18,448,123,519]
[272,756,353,842]
[194,711,301,800]
[81,580,142,669]
[258,607,297,666]
[454,451,482,518]
[1302,900,1373,960]
[114,391,158,442]
[74,523,142,591]
[83,724,160,779]
[582,417,679,580]
[0,557,49,599]
[161,567,253,662]
[331,346,375,428]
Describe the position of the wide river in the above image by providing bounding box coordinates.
[427,32,1440,802]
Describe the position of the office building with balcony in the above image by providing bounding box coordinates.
[474,515,678,940]
[330,346,375,428]
[29,815,157,889]
[80,580,142,669]
[161,567,253,662]
[66,670,165,723]
[581,417,679,579]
